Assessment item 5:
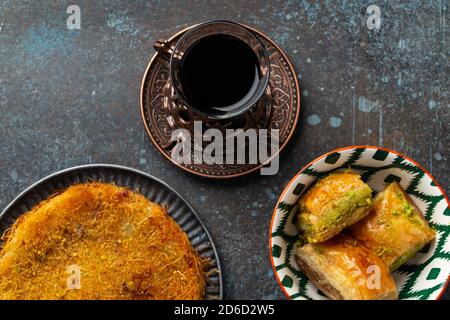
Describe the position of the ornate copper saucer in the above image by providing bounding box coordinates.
[140,23,300,178]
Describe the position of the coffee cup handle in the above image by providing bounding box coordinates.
[153,39,173,60]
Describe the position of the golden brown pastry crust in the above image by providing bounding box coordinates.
[295,234,398,300]
[350,182,435,271]
[0,183,205,300]
[296,171,373,243]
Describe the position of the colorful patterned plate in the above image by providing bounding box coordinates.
[270,146,450,300]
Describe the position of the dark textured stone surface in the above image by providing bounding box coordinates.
[0,1,448,299]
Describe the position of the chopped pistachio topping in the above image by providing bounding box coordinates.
[375,245,393,257]
[403,202,414,216]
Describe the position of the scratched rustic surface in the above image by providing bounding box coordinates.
[0,1,448,299]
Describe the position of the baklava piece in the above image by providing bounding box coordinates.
[296,171,373,243]
[350,182,435,271]
[295,234,398,300]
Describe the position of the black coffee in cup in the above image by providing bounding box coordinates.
[179,34,261,117]
[155,21,270,119]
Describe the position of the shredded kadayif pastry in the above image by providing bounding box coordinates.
[0,183,205,300]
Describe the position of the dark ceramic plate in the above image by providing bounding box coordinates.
[0,164,222,300]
